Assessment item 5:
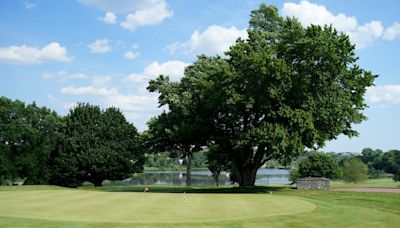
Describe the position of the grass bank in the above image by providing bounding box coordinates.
[0,184,399,227]
[331,177,400,189]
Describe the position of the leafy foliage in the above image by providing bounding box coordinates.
[343,158,368,183]
[297,152,341,179]
[0,97,63,184]
[49,104,144,187]
[149,4,375,186]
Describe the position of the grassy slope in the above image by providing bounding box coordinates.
[331,178,400,188]
[0,185,399,227]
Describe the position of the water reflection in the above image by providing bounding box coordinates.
[118,169,289,186]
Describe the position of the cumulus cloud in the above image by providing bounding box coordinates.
[282,1,357,31]
[104,94,158,112]
[347,21,384,49]
[124,51,140,59]
[61,86,118,96]
[383,22,400,40]
[79,0,172,31]
[120,1,172,31]
[281,0,395,49]
[122,73,152,84]
[99,12,117,24]
[61,75,117,96]
[42,70,87,80]
[88,38,111,53]
[144,60,189,81]
[167,25,247,56]
[59,60,187,129]
[0,42,73,64]
[122,60,188,83]
[60,70,162,129]
[366,85,400,104]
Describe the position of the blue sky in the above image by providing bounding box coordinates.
[1,0,399,153]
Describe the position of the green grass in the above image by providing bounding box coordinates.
[331,177,400,188]
[0,184,399,227]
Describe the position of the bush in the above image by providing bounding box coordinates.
[288,166,299,183]
[297,152,341,179]
[343,159,368,183]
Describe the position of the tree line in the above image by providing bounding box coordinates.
[1,4,382,187]
[290,149,400,183]
[0,98,144,187]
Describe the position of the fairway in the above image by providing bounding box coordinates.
[0,189,315,223]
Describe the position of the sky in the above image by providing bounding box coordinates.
[1,0,399,153]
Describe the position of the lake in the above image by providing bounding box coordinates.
[118,169,290,186]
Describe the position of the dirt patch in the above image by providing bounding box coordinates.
[333,188,400,193]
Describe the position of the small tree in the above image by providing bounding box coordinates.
[206,144,231,186]
[50,104,144,187]
[343,159,368,183]
[391,151,400,182]
[298,152,341,179]
[288,166,299,184]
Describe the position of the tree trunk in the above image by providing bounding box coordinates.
[237,167,257,186]
[232,158,258,186]
[212,169,221,186]
[186,153,192,186]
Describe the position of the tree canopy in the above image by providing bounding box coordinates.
[0,97,63,184]
[49,103,144,187]
[297,152,341,179]
[343,158,368,183]
[148,4,376,186]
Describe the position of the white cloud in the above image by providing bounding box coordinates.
[79,0,172,31]
[124,51,140,59]
[92,75,112,87]
[167,25,247,56]
[48,94,76,109]
[281,0,393,49]
[120,1,172,31]
[282,1,357,31]
[383,22,400,40]
[122,60,188,83]
[0,42,73,65]
[61,75,116,96]
[61,86,118,96]
[99,12,117,24]
[59,59,186,130]
[144,60,189,81]
[88,38,111,53]
[42,70,87,80]
[104,94,158,112]
[122,73,151,83]
[24,1,36,10]
[347,21,384,49]
[366,85,400,104]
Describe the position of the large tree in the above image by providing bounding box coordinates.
[149,4,376,186]
[0,97,63,184]
[49,104,144,187]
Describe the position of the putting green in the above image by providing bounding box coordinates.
[0,189,315,223]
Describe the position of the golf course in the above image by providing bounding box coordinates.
[1,183,399,227]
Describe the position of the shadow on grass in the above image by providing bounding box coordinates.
[83,185,293,194]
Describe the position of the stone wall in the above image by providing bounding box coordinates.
[296,177,330,190]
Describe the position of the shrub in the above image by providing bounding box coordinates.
[297,152,341,179]
[343,158,368,183]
